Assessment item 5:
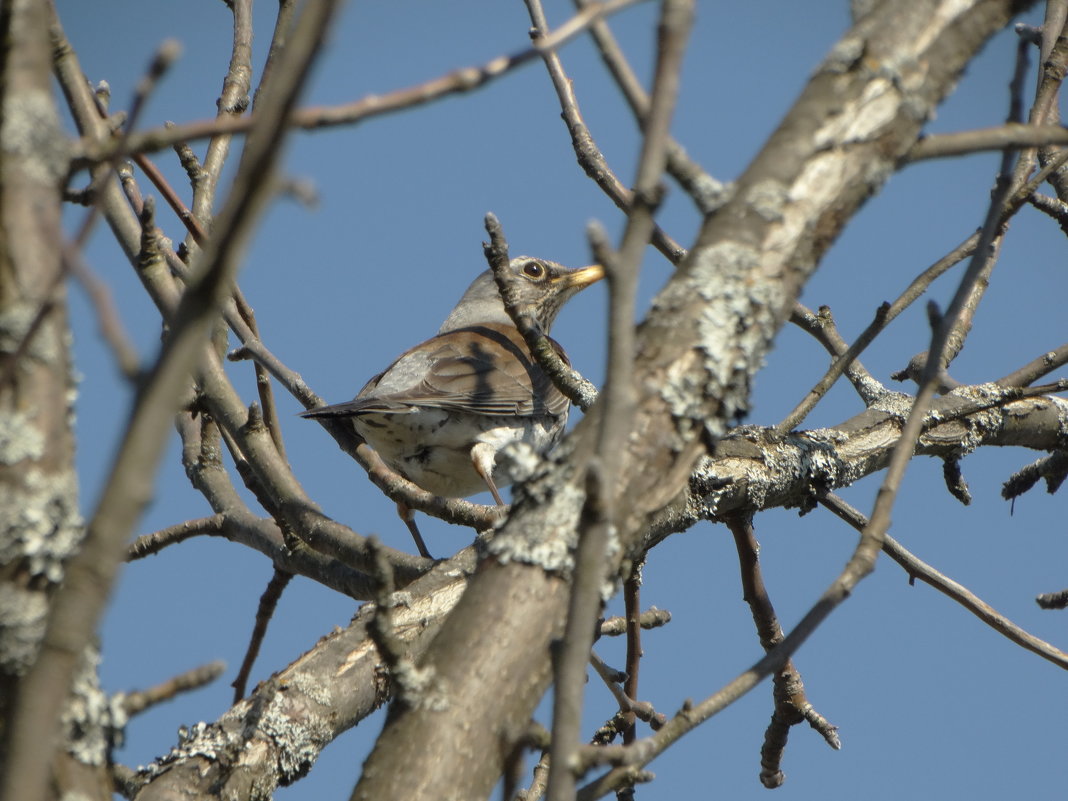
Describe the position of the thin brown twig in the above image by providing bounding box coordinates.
[589,651,665,729]
[121,660,226,717]
[545,2,693,796]
[724,514,838,788]
[126,514,229,560]
[1027,190,1068,235]
[786,303,883,405]
[483,215,599,411]
[1032,12,1068,200]
[854,140,1019,653]
[621,561,644,745]
[524,0,686,266]
[776,147,1068,435]
[1002,450,1068,501]
[2,8,344,798]
[189,0,289,460]
[198,0,254,222]
[232,568,293,702]
[66,244,141,380]
[905,123,1068,161]
[599,607,671,636]
[130,152,208,245]
[572,0,731,214]
[917,33,1036,374]
[2,38,178,390]
[75,0,652,164]
[818,491,1068,670]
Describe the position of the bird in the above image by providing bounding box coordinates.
[301,256,603,557]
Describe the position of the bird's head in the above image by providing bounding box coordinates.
[438,257,604,334]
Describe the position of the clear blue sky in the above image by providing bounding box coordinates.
[57,2,1066,799]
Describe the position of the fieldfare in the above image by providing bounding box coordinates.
[302,256,603,557]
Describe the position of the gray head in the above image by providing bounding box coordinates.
[438,257,604,334]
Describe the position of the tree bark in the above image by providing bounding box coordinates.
[350,2,1037,799]
[0,0,108,799]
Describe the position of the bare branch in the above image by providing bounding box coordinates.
[231,569,292,702]
[905,123,1068,162]
[546,1,693,795]
[76,0,652,164]
[483,214,600,411]
[524,0,687,264]
[3,8,344,796]
[819,491,1068,671]
[122,661,226,717]
[599,608,671,636]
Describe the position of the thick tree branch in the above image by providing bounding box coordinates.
[351,5,1037,800]
[2,8,343,800]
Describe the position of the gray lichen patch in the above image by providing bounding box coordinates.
[0,302,64,367]
[487,482,584,575]
[0,411,45,464]
[0,467,83,583]
[0,584,48,675]
[63,645,127,767]
[1,88,69,184]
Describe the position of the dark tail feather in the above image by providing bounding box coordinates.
[299,401,364,419]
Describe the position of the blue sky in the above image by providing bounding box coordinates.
[56,2,1066,799]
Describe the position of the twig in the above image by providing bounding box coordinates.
[252,0,297,111]
[1027,191,1068,235]
[599,607,671,636]
[483,215,599,411]
[546,2,693,797]
[620,562,643,744]
[860,35,1036,580]
[515,750,552,801]
[121,660,226,717]
[365,536,434,709]
[232,568,293,702]
[191,0,289,460]
[546,461,615,801]
[126,514,229,559]
[504,723,551,801]
[905,123,1068,161]
[77,0,652,164]
[589,651,666,729]
[777,146,1068,434]
[524,0,686,265]
[572,0,731,214]
[1032,12,1068,201]
[65,244,141,380]
[725,514,838,787]
[197,0,254,222]
[782,303,884,424]
[3,9,344,798]
[1002,450,1068,500]
[2,38,178,390]
[819,491,1068,670]
[995,342,1068,387]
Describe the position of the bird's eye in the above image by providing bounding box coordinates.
[522,261,545,279]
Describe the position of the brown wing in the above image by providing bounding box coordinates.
[301,324,569,419]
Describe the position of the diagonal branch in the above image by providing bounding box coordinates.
[0,8,343,801]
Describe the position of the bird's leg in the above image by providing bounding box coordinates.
[396,501,433,559]
[471,443,506,505]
